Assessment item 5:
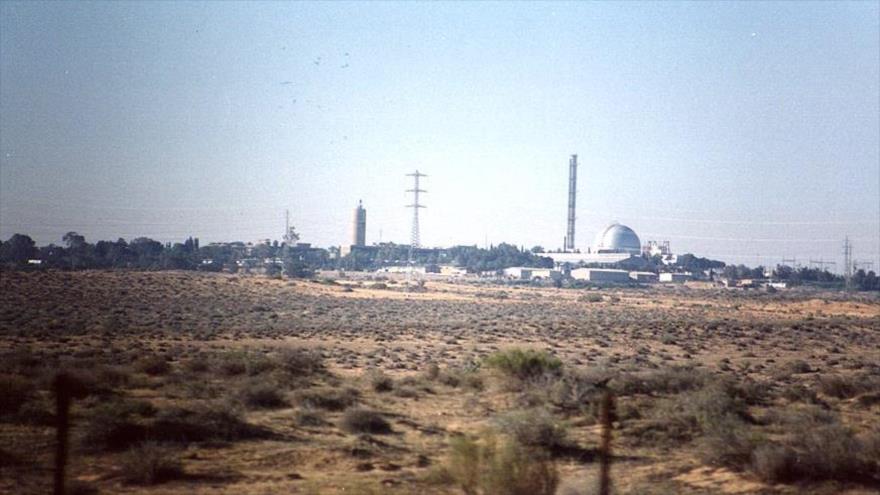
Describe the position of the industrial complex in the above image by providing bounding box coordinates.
[329,154,694,284]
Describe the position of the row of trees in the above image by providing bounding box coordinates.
[2,232,877,291]
[0,233,327,276]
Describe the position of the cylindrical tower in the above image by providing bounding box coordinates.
[352,200,366,247]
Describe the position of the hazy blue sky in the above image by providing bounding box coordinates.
[1,1,878,269]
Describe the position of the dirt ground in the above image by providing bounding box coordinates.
[0,270,878,494]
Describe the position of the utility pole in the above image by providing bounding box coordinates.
[843,237,853,291]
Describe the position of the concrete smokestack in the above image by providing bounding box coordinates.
[565,154,577,251]
[352,200,366,247]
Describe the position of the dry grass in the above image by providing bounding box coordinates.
[0,270,878,494]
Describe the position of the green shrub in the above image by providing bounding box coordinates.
[120,442,183,485]
[484,349,562,382]
[339,408,391,435]
[445,433,558,495]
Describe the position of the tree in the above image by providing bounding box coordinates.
[0,234,37,264]
[62,231,92,269]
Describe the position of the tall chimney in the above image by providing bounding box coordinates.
[565,154,577,251]
[352,200,366,247]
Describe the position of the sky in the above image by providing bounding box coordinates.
[1,1,878,270]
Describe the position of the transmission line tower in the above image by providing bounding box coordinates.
[843,236,853,291]
[406,170,427,265]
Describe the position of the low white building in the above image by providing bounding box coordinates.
[570,268,631,283]
[502,267,562,281]
[659,272,691,283]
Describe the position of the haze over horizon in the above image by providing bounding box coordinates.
[1,1,878,270]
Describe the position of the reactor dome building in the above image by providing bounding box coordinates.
[592,223,641,255]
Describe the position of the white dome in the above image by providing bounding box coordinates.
[593,223,641,254]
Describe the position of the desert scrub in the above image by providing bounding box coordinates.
[294,408,326,427]
[817,373,880,399]
[0,374,34,417]
[150,403,269,443]
[493,408,570,453]
[748,423,878,483]
[80,400,149,451]
[339,408,392,434]
[579,293,603,303]
[484,348,562,382]
[213,351,276,377]
[120,442,183,485]
[612,365,712,396]
[367,370,394,392]
[276,347,324,376]
[135,355,171,376]
[442,433,558,495]
[294,386,358,411]
[236,379,288,409]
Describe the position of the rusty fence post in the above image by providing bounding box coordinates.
[598,388,615,495]
[53,373,71,495]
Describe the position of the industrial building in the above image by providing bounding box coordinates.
[502,267,563,281]
[548,222,644,267]
[570,268,631,283]
[629,271,659,283]
[659,272,691,283]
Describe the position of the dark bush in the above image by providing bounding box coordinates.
[150,404,267,443]
[80,402,148,451]
[817,373,880,399]
[276,348,324,376]
[294,408,326,427]
[485,348,562,382]
[494,408,569,452]
[294,387,358,411]
[136,355,171,376]
[120,442,184,485]
[368,371,394,392]
[0,374,34,417]
[613,366,712,396]
[751,444,799,482]
[340,408,391,434]
[237,381,287,409]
